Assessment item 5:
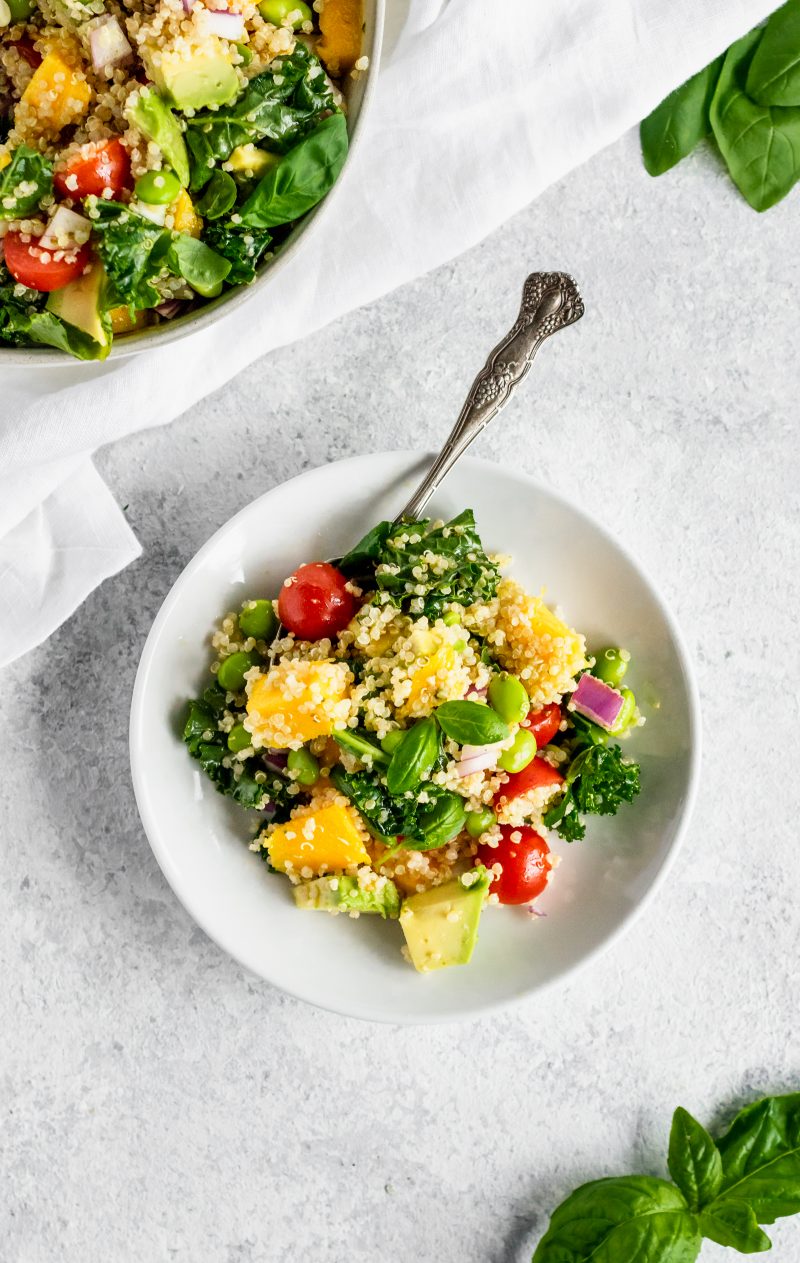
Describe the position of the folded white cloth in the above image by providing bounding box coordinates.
[0,0,774,667]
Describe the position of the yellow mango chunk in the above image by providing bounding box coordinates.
[318,0,363,77]
[404,643,459,711]
[20,52,92,133]
[494,578,587,710]
[267,803,370,874]
[169,189,202,237]
[0,151,10,173]
[109,306,147,335]
[246,660,351,748]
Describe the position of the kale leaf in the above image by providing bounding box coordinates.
[544,743,641,842]
[340,509,501,619]
[184,44,336,190]
[330,766,465,851]
[202,220,273,285]
[87,198,171,311]
[183,698,293,814]
[0,145,53,219]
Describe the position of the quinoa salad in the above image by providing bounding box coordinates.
[0,0,364,359]
[182,510,643,973]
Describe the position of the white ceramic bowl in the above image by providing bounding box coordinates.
[2,0,383,367]
[130,452,700,1024]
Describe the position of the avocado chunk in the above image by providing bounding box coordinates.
[294,874,401,919]
[399,866,491,972]
[46,261,108,348]
[154,47,239,112]
[227,144,280,179]
[128,88,190,187]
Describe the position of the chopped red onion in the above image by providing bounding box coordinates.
[203,8,245,38]
[182,0,194,12]
[89,17,133,73]
[464,683,488,701]
[155,300,182,319]
[40,206,91,251]
[263,750,288,773]
[571,673,624,731]
[455,742,503,778]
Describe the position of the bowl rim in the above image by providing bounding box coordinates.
[1,0,385,368]
[129,450,703,1025]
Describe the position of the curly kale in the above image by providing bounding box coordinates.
[339,509,500,620]
[544,743,642,842]
[330,767,465,852]
[183,693,292,815]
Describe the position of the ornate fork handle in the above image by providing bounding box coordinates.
[396,271,584,522]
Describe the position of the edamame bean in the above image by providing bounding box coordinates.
[227,723,252,753]
[593,647,630,689]
[134,169,181,205]
[488,671,530,725]
[239,598,278,641]
[217,650,260,692]
[465,807,496,838]
[442,610,460,626]
[498,729,537,773]
[7,0,34,21]
[380,729,405,755]
[611,688,637,735]
[287,747,320,786]
[258,0,311,28]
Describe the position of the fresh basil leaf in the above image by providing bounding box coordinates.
[386,716,441,795]
[87,198,171,310]
[339,521,394,577]
[668,1107,724,1211]
[715,1093,800,1223]
[641,58,723,176]
[412,791,466,851]
[184,43,336,184]
[699,1200,772,1253]
[333,728,389,767]
[746,0,800,106]
[533,1175,701,1263]
[239,111,348,229]
[202,218,272,285]
[435,700,510,746]
[167,235,231,297]
[0,145,53,218]
[195,169,237,220]
[710,29,800,212]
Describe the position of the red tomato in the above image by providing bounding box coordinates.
[496,755,564,803]
[278,562,358,640]
[7,40,42,69]
[524,702,562,747]
[478,826,551,905]
[3,232,91,293]
[54,139,132,200]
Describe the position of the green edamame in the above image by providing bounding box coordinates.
[442,610,460,626]
[134,169,181,205]
[7,0,34,20]
[593,647,630,689]
[239,598,278,642]
[258,0,311,28]
[488,672,530,725]
[380,729,405,755]
[612,688,637,735]
[287,747,320,786]
[498,729,537,773]
[227,723,252,753]
[465,807,496,838]
[217,650,260,692]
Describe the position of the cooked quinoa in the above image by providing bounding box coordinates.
[182,508,645,974]
[0,0,364,358]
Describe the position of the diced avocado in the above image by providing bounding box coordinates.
[294,874,401,920]
[46,261,108,348]
[154,47,239,112]
[399,866,491,972]
[227,144,280,179]
[128,89,190,188]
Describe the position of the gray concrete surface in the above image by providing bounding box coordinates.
[2,128,799,1262]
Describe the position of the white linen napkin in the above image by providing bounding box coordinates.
[0,0,775,667]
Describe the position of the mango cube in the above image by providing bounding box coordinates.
[267,803,370,875]
[20,52,92,133]
[495,578,587,710]
[318,0,363,77]
[246,660,351,748]
[170,189,202,238]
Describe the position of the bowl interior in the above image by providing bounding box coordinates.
[130,452,700,1023]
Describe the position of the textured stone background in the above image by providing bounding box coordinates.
[2,128,799,1262]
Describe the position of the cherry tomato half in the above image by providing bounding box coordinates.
[277,562,358,641]
[523,702,562,748]
[477,826,552,905]
[54,139,132,200]
[496,755,564,803]
[7,40,42,69]
[3,231,90,292]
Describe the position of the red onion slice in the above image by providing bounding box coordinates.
[203,8,245,38]
[454,742,504,778]
[464,683,488,701]
[89,17,133,73]
[570,673,624,731]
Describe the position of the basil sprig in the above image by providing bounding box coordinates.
[435,699,510,746]
[533,1095,800,1261]
[386,715,441,796]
